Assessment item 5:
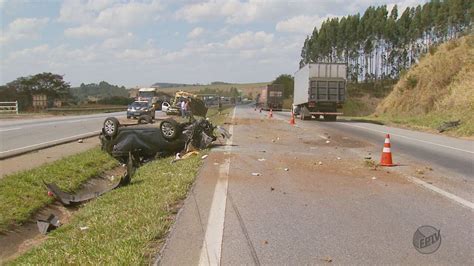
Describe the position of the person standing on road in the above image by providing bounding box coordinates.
[180,99,186,118]
[184,98,191,118]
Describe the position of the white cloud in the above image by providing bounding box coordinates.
[226,31,273,49]
[101,33,134,49]
[0,17,49,44]
[58,0,115,23]
[276,15,335,34]
[187,27,205,39]
[64,25,114,38]
[175,0,267,24]
[60,0,162,39]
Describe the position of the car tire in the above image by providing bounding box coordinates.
[160,119,179,140]
[103,117,120,137]
[138,115,153,124]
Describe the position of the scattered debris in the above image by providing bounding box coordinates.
[260,150,266,153]
[320,256,333,263]
[325,140,330,144]
[80,226,89,231]
[426,166,433,171]
[270,187,275,191]
[284,168,289,171]
[272,139,276,143]
[201,154,208,159]
[251,173,262,176]
[337,157,341,160]
[258,158,266,162]
[77,139,83,143]
[372,176,377,180]
[46,154,134,206]
[438,120,460,133]
[318,161,323,165]
[364,156,372,160]
[263,240,268,245]
[416,169,425,175]
[213,162,219,166]
[37,214,60,234]
[182,151,199,159]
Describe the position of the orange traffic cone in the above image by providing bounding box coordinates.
[289,112,296,125]
[380,134,396,166]
[268,109,273,119]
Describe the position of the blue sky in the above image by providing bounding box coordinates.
[1,0,422,87]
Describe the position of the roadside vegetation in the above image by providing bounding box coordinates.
[11,155,202,265]
[5,106,232,264]
[375,35,474,136]
[0,148,118,232]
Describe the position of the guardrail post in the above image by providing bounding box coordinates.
[16,101,18,114]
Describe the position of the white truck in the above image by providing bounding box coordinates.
[293,63,346,121]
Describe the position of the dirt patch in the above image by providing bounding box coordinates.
[302,134,369,148]
[0,202,75,263]
[0,166,126,263]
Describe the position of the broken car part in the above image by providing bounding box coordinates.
[37,214,60,234]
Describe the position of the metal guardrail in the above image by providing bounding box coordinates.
[0,101,19,114]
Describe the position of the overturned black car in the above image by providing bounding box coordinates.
[99,116,227,163]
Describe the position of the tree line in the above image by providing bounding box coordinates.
[0,73,132,110]
[300,0,473,81]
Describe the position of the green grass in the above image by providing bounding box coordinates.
[0,148,118,232]
[371,113,474,136]
[4,106,231,264]
[342,98,373,117]
[11,155,202,265]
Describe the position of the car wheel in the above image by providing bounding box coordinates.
[138,115,153,124]
[103,117,120,137]
[160,119,179,140]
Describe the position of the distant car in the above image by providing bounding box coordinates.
[161,102,171,112]
[127,101,155,119]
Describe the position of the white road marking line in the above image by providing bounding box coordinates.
[342,123,474,154]
[0,131,100,154]
[199,107,236,266]
[0,127,22,132]
[407,176,474,210]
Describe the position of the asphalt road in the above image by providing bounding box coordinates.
[0,111,165,158]
[159,105,473,264]
[273,112,474,179]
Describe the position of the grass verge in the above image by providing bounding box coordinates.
[8,105,233,264]
[0,148,118,232]
[11,153,202,264]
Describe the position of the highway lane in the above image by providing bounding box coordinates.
[0,111,165,158]
[159,105,474,264]
[274,112,474,179]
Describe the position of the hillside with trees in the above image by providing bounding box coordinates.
[70,82,129,103]
[376,35,473,136]
[300,0,473,81]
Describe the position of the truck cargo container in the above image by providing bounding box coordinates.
[257,84,284,111]
[293,63,346,121]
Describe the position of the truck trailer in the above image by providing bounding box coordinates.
[257,84,284,111]
[293,63,346,121]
